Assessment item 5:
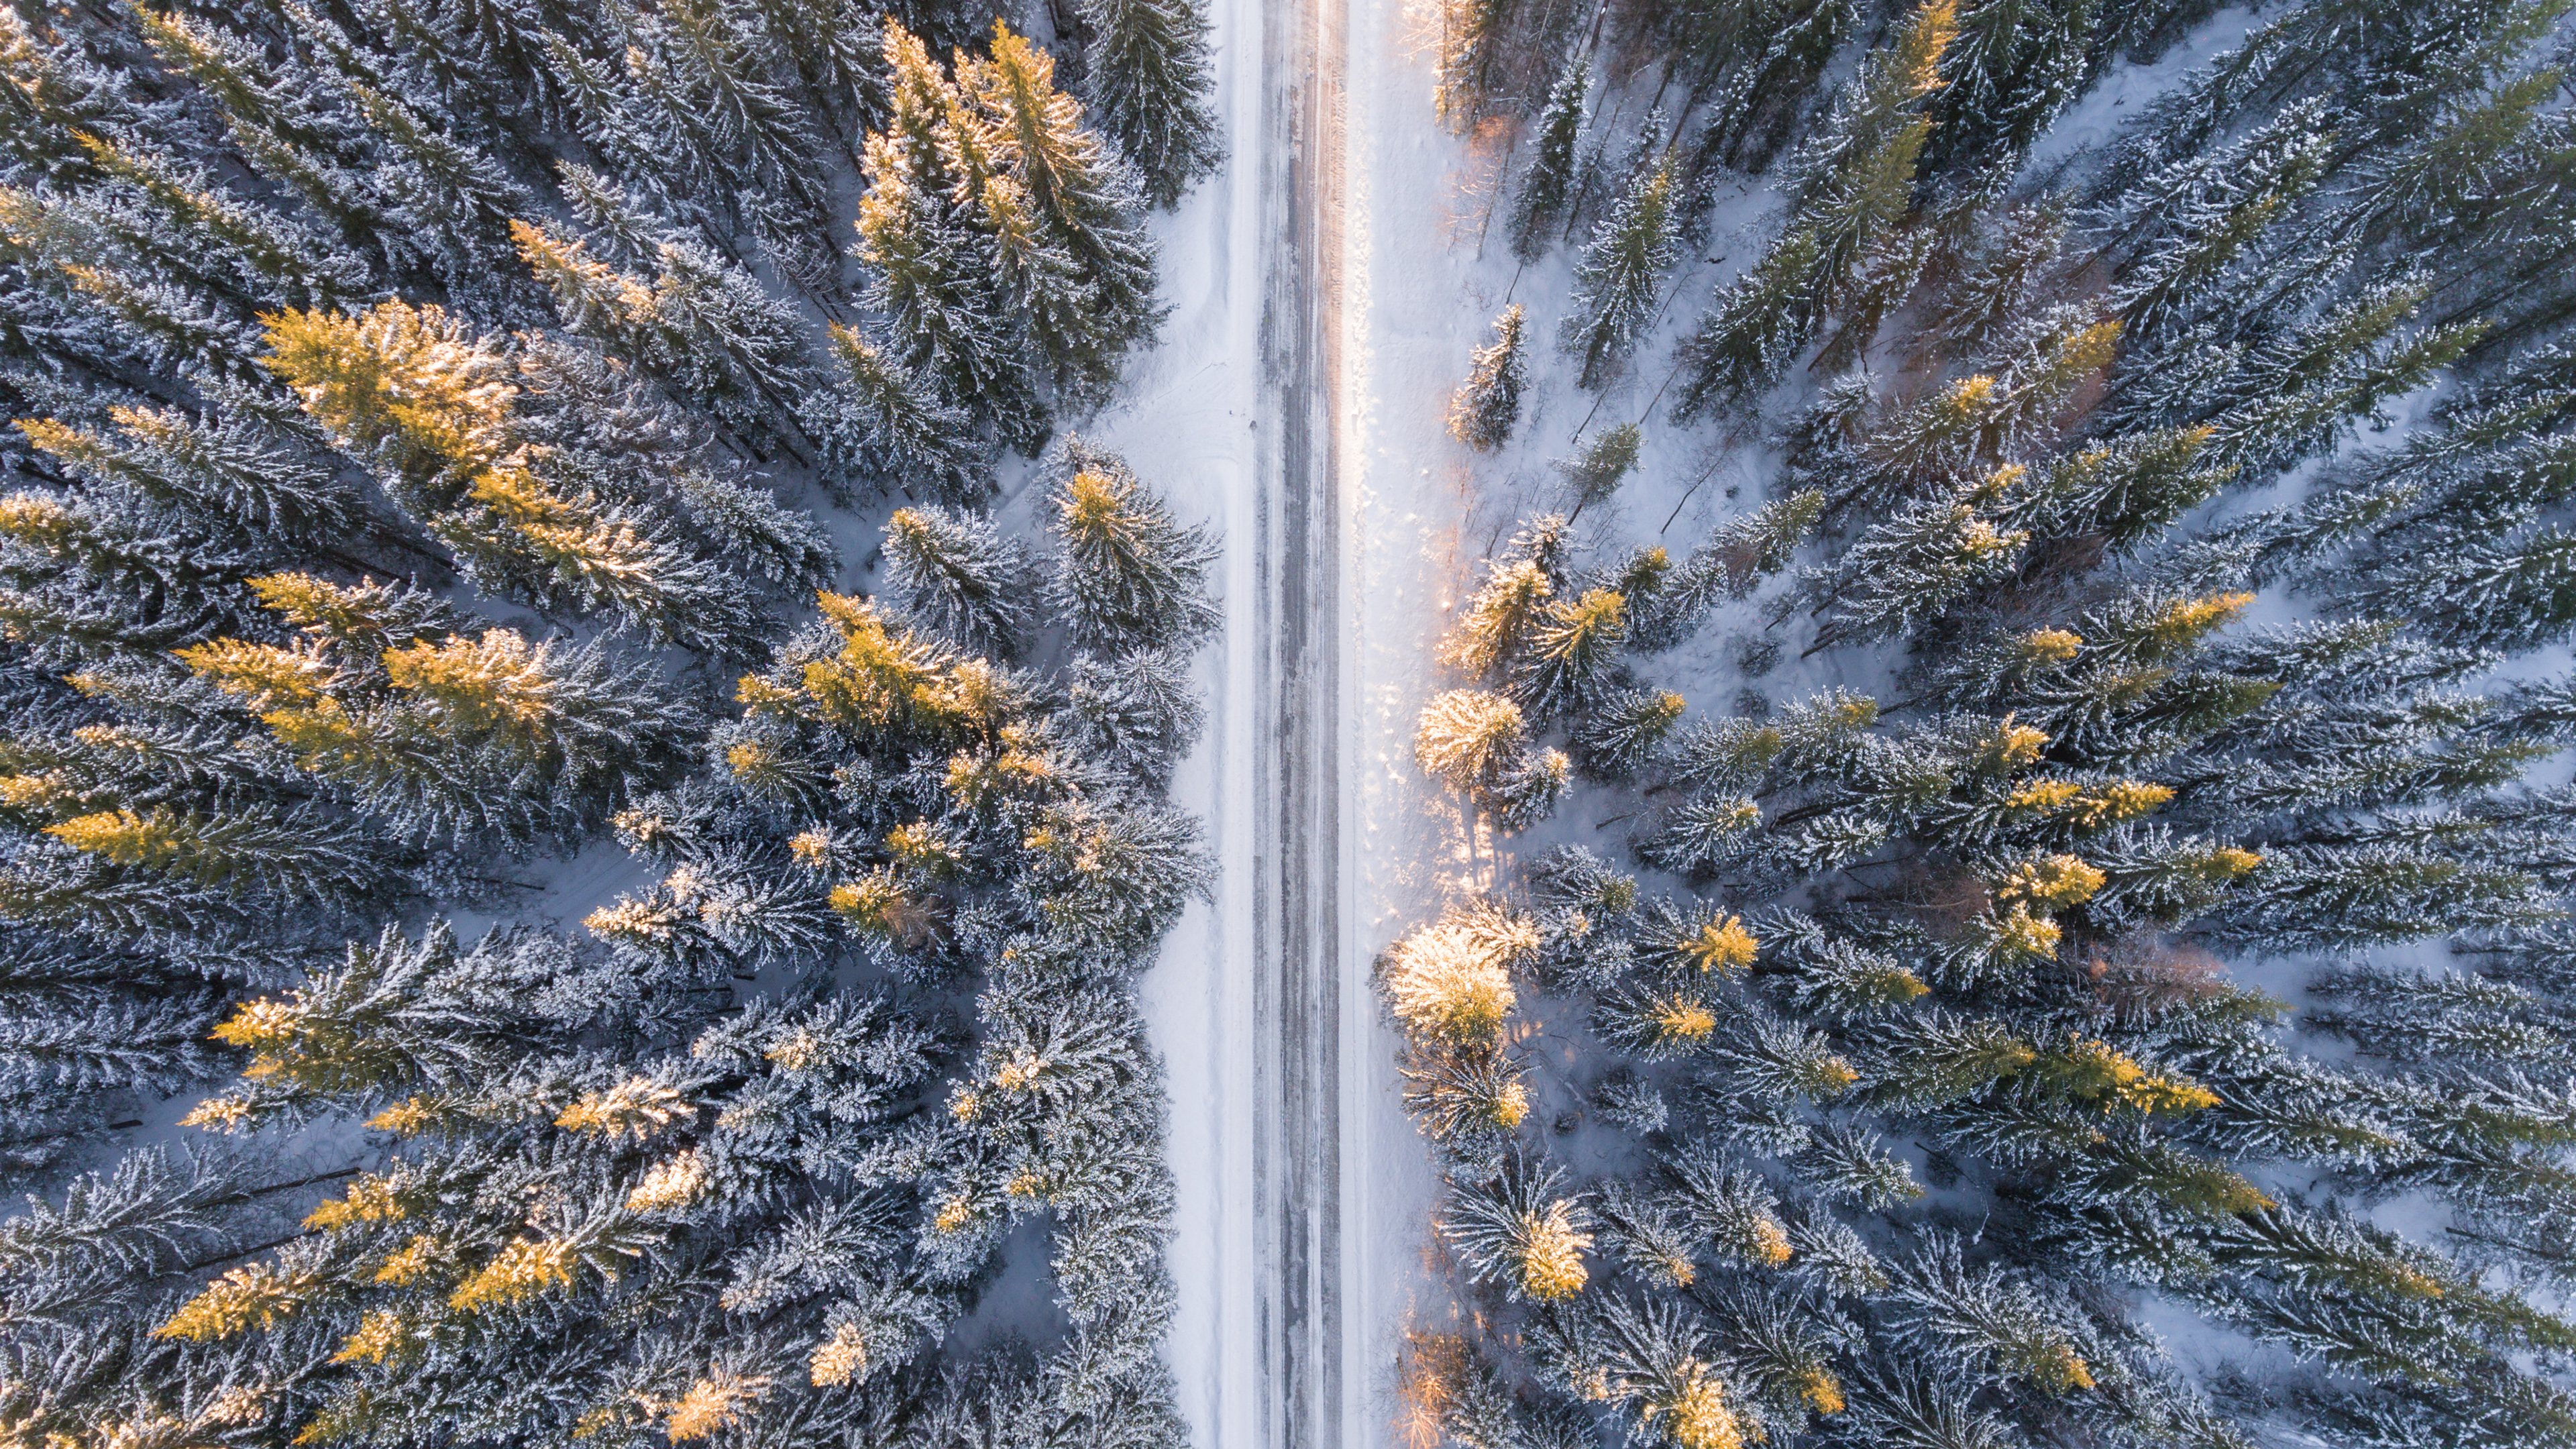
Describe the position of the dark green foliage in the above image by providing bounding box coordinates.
[0,6,1207,1446]
[1450,305,1529,451]
[1076,0,1222,207]
[1393,6,2576,1446]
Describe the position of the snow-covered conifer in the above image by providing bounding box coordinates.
[1509,56,1589,263]
[1485,747,1571,833]
[1513,587,1629,720]
[1563,154,1678,390]
[1415,689,1526,795]
[1065,647,1203,790]
[1440,517,1570,680]
[881,505,1037,658]
[1803,466,2031,652]
[1444,1151,1592,1303]
[853,113,1040,448]
[1564,423,1642,515]
[1448,305,1527,452]
[811,321,991,504]
[961,25,1162,375]
[1572,688,1685,783]
[1045,443,1218,655]
[1075,0,1219,207]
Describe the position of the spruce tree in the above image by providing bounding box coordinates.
[1075,0,1220,207]
[881,504,1038,659]
[960,23,1161,390]
[1509,56,1589,264]
[1512,587,1628,720]
[1563,154,1679,392]
[1448,305,1527,452]
[1415,688,1527,794]
[853,98,1040,447]
[1564,424,1643,515]
[1045,441,1218,655]
[810,321,993,504]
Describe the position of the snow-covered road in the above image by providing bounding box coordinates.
[1114,0,1472,1438]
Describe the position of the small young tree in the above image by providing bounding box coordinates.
[1447,305,1527,452]
[1485,747,1571,833]
[1564,424,1643,516]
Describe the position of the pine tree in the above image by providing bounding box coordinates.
[17,396,364,547]
[1672,230,1825,419]
[1931,0,2100,164]
[260,301,768,651]
[1638,490,1825,649]
[513,219,815,437]
[1488,743,1566,830]
[184,578,698,846]
[1880,1237,2095,1393]
[43,802,382,906]
[2101,99,2332,337]
[1804,465,2032,651]
[69,131,371,313]
[1381,903,1530,1044]
[1572,688,1685,782]
[345,81,536,301]
[1784,0,1953,303]
[1448,305,1527,452]
[1590,1293,1752,1449]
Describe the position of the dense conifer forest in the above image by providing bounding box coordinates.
[1395,1,2576,1446]
[11,0,2576,1442]
[0,0,1219,1444]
